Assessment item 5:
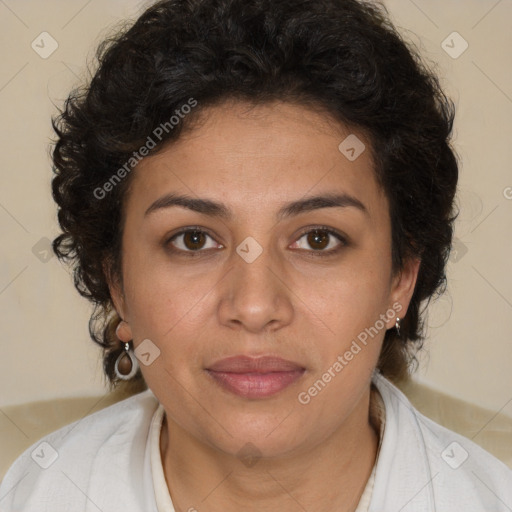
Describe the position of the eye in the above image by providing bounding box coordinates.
[291,227,347,256]
[167,228,222,253]
[165,226,346,257]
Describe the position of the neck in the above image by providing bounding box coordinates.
[160,386,380,512]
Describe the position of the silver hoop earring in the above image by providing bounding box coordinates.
[114,342,139,380]
[395,317,401,338]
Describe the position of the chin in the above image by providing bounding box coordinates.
[199,412,310,460]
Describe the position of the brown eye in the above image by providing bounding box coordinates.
[292,227,347,256]
[168,229,221,253]
[307,230,330,250]
[183,230,207,250]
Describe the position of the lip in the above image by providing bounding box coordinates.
[207,355,304,373]
[205,356,306,399]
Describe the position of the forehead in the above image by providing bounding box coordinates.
[127,100,387,220]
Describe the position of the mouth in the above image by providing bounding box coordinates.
[205,355,306,399]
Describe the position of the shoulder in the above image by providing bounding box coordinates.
[8,388,159,462]
[372,373,512,511]
[412,402,512,502]
[0,389,159,511]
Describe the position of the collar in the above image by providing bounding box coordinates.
[369,371,436,511]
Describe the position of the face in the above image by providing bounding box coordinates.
[110,100,419,459]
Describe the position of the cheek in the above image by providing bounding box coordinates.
[303,255,391,334]
[295,260,390,407]
[120,235,204,333]
[120,250,221,386]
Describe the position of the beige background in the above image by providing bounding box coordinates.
[0,0,511,422]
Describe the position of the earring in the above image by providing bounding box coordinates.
[114,321,139,380]
[114,342,139,380]
[395,317,401,338]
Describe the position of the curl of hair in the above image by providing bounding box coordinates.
[51,0,458,388]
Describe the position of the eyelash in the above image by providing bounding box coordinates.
[165,225,348,258]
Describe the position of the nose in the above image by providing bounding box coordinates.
[217,245,294,334]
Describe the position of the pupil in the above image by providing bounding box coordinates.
[308,230,327,250]
[185,231,205,250]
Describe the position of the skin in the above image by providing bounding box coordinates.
[110,99,420,512]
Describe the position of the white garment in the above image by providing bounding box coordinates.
[1,372,511,511]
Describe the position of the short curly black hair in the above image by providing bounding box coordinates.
[51,0,458,390]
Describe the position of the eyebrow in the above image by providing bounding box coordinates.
[144,192,368,220]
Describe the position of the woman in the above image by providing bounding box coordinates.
[1,0,511,510]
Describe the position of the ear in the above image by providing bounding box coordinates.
[103,257,127,321]
[387,256,421,328]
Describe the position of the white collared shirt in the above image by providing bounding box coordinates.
[1,372,511,511]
